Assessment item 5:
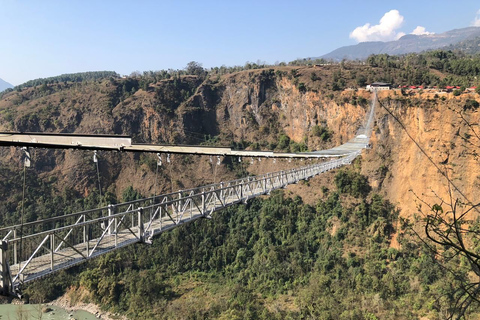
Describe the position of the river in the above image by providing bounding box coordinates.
[0,304,97,320]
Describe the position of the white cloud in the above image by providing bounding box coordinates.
[473,9,480,26]
[350,10,405,42]
[411,26,434,35]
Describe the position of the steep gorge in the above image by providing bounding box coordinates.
[1,67,480,319]
[0,68,478,222]
[364,90,480,219]
[0,67,367,201]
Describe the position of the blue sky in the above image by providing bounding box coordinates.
[1,0,480,85]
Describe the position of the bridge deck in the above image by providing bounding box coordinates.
[4,153,359,289]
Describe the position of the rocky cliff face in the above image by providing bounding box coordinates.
[0,68,367,200]
[209,69,366,148]
[1,68,476,223]
[364,90,480,218]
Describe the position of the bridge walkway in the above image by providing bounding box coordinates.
[1,152,359,291]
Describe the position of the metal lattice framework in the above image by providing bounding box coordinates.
[0,151,360,293]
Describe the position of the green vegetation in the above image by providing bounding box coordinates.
[275,133,308,153]
[334,168,372,198]
[287,50,480,89]
[364,51,480,88]
[311,125,332,141]
[0,164,108,227]
[9,71,118,92]
[20,168,478,319]
[464,98,479,111]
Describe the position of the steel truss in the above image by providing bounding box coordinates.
[0,151,360,294]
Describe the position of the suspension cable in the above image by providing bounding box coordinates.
[154,153,162,199]
[20,147,30,262]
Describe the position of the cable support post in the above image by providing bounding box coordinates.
[13,229,17,267]
[240,180,244,199]
[84,215,89,257]
[114,216,118,247]
[200,188,205,215]
[50,233,54,271]
[138,207,145,242]
[178,191,182,218]
[107,204,115,235]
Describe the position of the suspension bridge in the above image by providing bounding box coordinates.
[0,93,377,296]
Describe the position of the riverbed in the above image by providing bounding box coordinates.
[0,304,97,319]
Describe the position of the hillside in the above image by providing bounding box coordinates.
[444,35,480,54]
[321,26,480,61]
[0,61,479,318]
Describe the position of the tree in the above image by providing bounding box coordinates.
[464,99,479,111]
[334,169,371,198]
[356,74,367,87]
[298,82,306,92]
[410,188,480,320]
[185,61,205,77]
[122,186,142,202]
[129,70,141,78]
[276,134,290,150]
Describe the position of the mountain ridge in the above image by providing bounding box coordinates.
[0,78,13,92]
[320,26,480,60]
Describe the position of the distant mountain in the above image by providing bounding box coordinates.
[321,27,480,61]
[444,36,480,54]
[0,78,13,92]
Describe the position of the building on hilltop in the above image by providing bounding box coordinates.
[366,82,391,91]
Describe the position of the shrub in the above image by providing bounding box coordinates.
[122,186,142,202]
[334,169,372,198]
[311,125,333,141]
[289,141,308,153]
[277,134,290,150]
[464,99,479,111]
[298,82,306,92]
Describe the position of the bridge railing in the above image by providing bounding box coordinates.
[0,158,329,240]
[2,150,360,289]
